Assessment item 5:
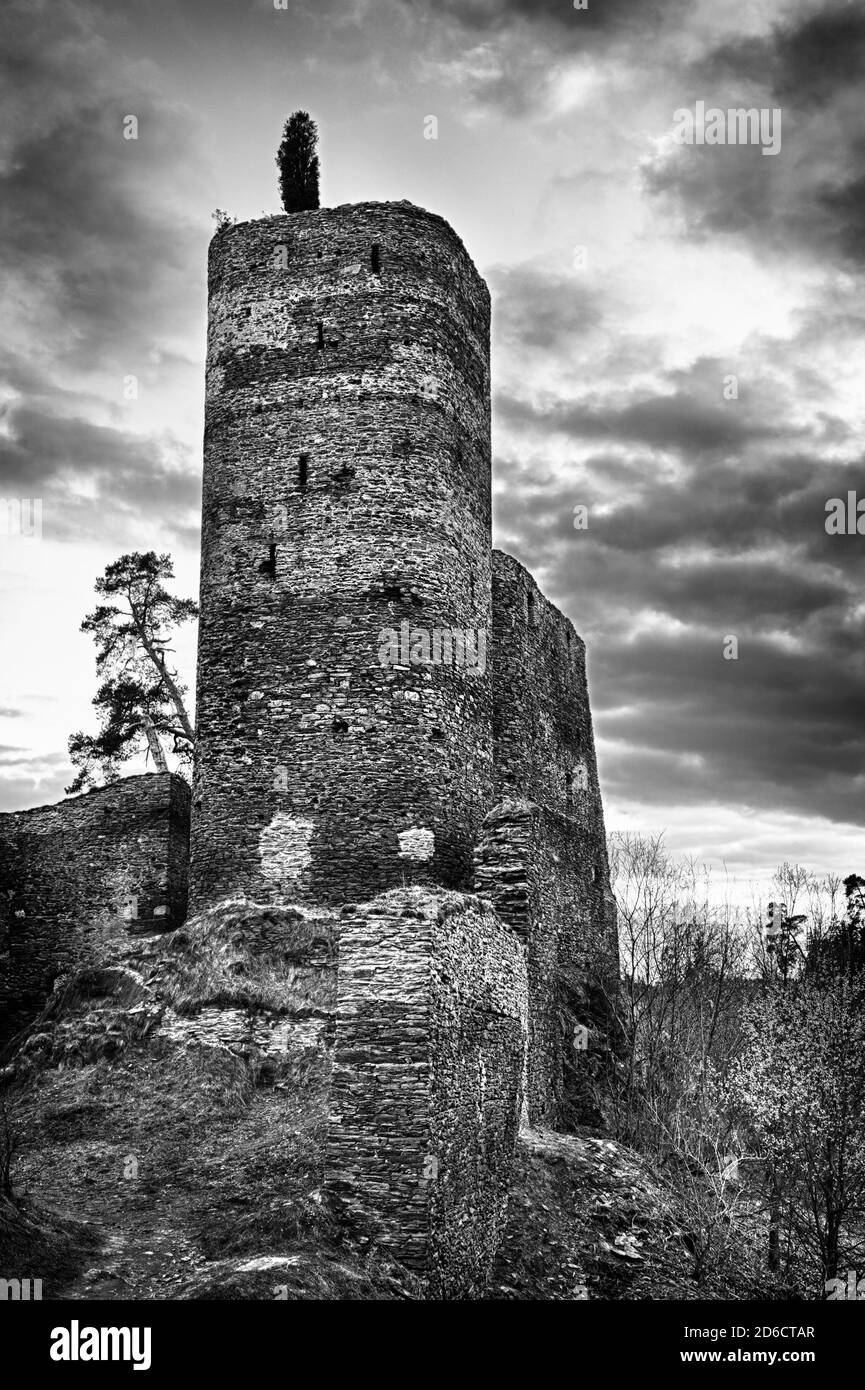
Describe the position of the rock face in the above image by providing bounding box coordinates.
[1,899,419,1301]
[0,774,189,1048]
[190,201,494,911]
[4,901,752,1303]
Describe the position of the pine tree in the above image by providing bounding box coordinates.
[66,552,197,792]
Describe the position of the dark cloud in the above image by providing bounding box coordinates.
[645,4,865,265]
[490,253,865,832]
[820,169,865,262]
[497,385,782,454]
[0,85,206,370]
[404,0,686,39]
[0,404,200,544]
[703,5,865,108]
[0,1,205,543]
[593,631,865,827]
[0,0,861,867]
[643,138,865,267]
[491,265,603,348]
[388,0,693,118]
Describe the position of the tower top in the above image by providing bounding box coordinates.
[209,200,489,303]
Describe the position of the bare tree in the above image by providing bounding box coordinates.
[607,833,748,1157]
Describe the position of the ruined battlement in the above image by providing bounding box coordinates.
[0,773,190,1046]
[3,196,617,1299]
[491,549,600,821]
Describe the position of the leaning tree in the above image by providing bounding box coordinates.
[67,551,197,793]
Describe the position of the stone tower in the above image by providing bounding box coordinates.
[189,202,494,911]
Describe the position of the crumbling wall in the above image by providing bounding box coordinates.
[191,201,494,914]
[325,887,525,1298]
[483,551,618,1128]
[490,549,603,823]
[474,800,618,1129]
[0,773,190,1046]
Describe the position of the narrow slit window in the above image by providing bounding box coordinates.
[258,543,277,580]
[316,321,325,350]
[299,454,309,488]
[371,243,381,274]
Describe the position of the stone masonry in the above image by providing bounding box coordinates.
[476,551,618,1127]
[190,202,493,910]
[325,888,525,1298]
[0,773,190,1047]
[184,198,617,1294]
[3,196,616,1298]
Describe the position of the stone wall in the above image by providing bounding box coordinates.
[490,549,603,824]
[190,201,494,914]
[0,773,190,1046]
[482,550,617,1127]
[181,196,619,1288]
[474,799,618,1129]
[325,887,526,1298]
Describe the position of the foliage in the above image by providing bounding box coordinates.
[729,877,865,1287]
[276,111,320,213]
[66,552,197,793]
[608,836,865,1293]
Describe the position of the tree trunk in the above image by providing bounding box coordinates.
[768,1165,781,1271]
[141,714,169,773]
[148,644,195,744]
[131,610,195,746]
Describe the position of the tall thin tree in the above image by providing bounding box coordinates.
[276,111,320,213]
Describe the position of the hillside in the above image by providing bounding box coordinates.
[0,902,772,1301]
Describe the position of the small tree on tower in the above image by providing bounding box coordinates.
[276,111,320,213]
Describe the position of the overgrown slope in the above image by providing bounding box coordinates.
[0,900,777,1301]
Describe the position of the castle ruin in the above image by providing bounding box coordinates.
[189,200,618,1288]
[0,773,189,1048]
[0,198,617,1298]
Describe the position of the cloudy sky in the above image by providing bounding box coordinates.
[1,0,863,895]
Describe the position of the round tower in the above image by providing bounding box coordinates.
[189,201,493,910]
